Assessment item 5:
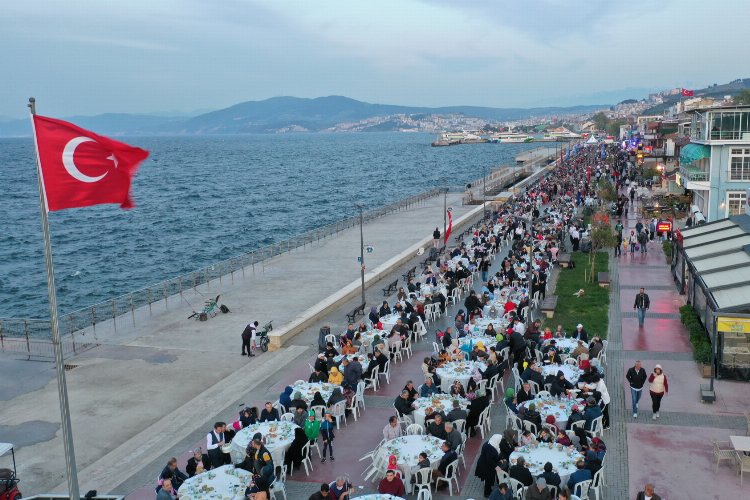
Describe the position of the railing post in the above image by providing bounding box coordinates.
[0,320,4,351]
[91,306,96,335]
[148,289,152,315]
[179,277,183,301]
[130,296,135,326]
[112,299,117,332]
[163,283,168,306]
[205,269,209,289]
[24,320,31,359]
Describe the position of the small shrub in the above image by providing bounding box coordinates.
[679,305,712,364]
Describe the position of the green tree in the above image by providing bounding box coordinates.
[735,89,750,105]
[592,112,609,132]
[595,180,618,203]
[588,218,617,281]
[606,119,626,137]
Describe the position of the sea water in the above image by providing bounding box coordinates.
[0,133,537,318]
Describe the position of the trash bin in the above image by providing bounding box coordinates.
[318,326,331,352]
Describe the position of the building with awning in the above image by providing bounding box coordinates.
[673,214,750,380]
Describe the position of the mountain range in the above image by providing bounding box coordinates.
[0,96,606,137]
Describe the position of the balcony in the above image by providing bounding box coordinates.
[680,165,708,182]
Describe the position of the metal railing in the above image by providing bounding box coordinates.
[680,166,709,182]
[0,188,441,357]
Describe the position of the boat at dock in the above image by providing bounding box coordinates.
[431,131,487,147]
[488,132,534,143]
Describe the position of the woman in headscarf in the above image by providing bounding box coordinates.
[550,370,574,397]
[503,387,518,414]
[450,380,466,397]
[327,387,345,407]
[386,454,402,477]
[466,389,490,437]
[310,391,327,408]
[284,427,309,472]
[279,386,293,411]
[239,407,258,428]
[499,428,517,462]
[475,434,504,496]
[290,392,308,412]
[328,366,344,385]
[368,307,379,325]
[523,402,542,429]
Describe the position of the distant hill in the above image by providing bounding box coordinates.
[643,78,750,114]
[0,96,607,137]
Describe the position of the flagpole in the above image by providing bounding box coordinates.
[28,97,81,500]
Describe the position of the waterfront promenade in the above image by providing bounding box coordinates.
[0,189,484,495]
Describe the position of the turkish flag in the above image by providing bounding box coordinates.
[681,88,694,97]
[32,115,149,211]
[444,209,453,244]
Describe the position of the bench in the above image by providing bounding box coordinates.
[402,266,416,281]
[382,279,398,296]
[540,296,558,319]
[597,272,610,288]
[346,302,367,323]
[558,253,572,268]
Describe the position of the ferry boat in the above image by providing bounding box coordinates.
[431,131,486,146]
[488,132,534,143]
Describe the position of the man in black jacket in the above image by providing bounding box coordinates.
[509,456,533,487]
[626,360,648,418]
[394,390,413,416]
[633,288,650,327]
[432,442,458,485]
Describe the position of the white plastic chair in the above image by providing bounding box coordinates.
[280,412,295,422]
[416,487,433,500]
[587,415,604,439]
[452,418,466,435]
[356,381,366,411]
[270,464,287,500]
[507,477,525,496]
[331,400,347,429]
[573,479,592,499]
[435,459,460,495]
[300,441,313,476]
[412,467,432,496]
[565,357,579,366]
[324,334,337,345]
[536,390,552,399]
[528,380,540,395]
[365,366,379,391]
[401,337,413,359]
[590,467,604,500]
[406,423,424,435]
[432,341,441,355]
[390,342,403,363]
[378,360,391,384]
[310,405,326,420]
[346,393,359,422]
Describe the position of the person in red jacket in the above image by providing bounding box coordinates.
[377,469,406,496]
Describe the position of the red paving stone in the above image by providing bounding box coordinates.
[618,289,684,315]
[627,424,747,499]
[617,267,674,287]
[620,318,692,353]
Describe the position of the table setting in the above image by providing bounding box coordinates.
[509,442,584,485]
[378,435,444,485]
[290,381,336,405]
[177,464,252,500]
[541,363,582,385]
[411,394,469,427]
[518,396,583,429]
[229,420,298,465]
[435,360,486,393]
[542,338,579,355]
[354,495,405,500]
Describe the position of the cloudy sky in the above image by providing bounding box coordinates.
[1,0,747,118]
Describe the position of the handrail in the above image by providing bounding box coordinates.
[0,188,441,355]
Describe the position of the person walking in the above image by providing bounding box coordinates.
[614,231,622,257]
[648,364,668,419]
[433,227,441,249]
[638,229,648,254]
[628,231,637,254]
[633,288,650,327]
[626,360,648,418]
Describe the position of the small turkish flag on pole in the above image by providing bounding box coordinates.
[681,88,694,97]
[31,115,149,211]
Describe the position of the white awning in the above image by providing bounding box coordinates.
[683,226,746,247]
[693,252,750,272]
[713,287,750,310]
[682,219,736,242]
[685,235,750,259]
[702,267,750,289]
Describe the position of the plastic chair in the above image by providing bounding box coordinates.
[310,405,326,420]
[416,488,432,500]
[573,479,592,499]
[346,393,359,422]
[507,477,525,496]
[452,418,466,435]
[401,337,413,359]
[331,400,347,429]
[590,467,604,500]
[280,412,295,422]
[412,467,432,495]
[435,460,460,495]
[565,357,579,366]
[356,381,366,411]
[587,416,604,439]
[324,334,337,345]
[270,464,287,500]
[528,380,540,395]
[300,441,313,476]
[536,390,552,399]
[364,366,379,391]
[378,360,391,384]
[406,423,424,435]
[522,420,538,435]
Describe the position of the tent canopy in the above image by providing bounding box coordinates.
[680,143,711,165]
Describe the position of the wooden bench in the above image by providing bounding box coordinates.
[597,272,610,288]
[558,253,572,268]
[382,279,398,296]
[346,302,367,323]
[540,296,558,319]
[402,266,416,281]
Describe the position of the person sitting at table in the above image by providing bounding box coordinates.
[446,399,468,422]
[420,376,440,397]
[279,386,293,411]
[481,358,500,381]
[473,342,490,361]
[249,437,275,487]
[584,449,602,475]
[454,311,466,332]
[185,447,211,477]
[284,427,309,472]
[570,340,589,361]
[155,478,175,500]
[521,359,544,388]
[314,353,329,377]
[526,477,551,500]
[289,392,308,412]
[566,460,592,493]
[377,469,406,496]
[324,342,339,360]
[537,428,554,444]
[526,319,542,345]
[445,421,462,451]
[394,389,414,416]
[329,476,354,500]
[469,307,484,321]
[441,326,455,349]
[432,441,458,486]
[310,390,327,409]
[554,325,566,338]
[293,406,308,427]
[393,301,405,317]
[583,397,602,431]
[339,358,358,391]
[379,301,392,317]
[436,348,451,367]
[328,366,344,385]
[503,387,519,414]
[572,324,588,343]
[427,413,448,440]
[475,434,505,496]
[342,323,356,342]
[539,461,561,489]
[309,366,327,383]
[403,380,418,401]
[555,429,573,447]
[239,406,258,427]
[509,456,534,487]
[363,353,379,380]
[383,415,402,440]
[160,457,188,489]
[519,429,535,446]
[341,339,357,355]
[327,387,345,407]
[589,357,605,377]
[450,380,466,397]
[523,402,542,429]
[466,389,490,436]
[517,381,534,405]
[368,306,380,325]
[549,370,574,397]
[544,347,562,366]
[588,336,604,358]
[485,323,498,337]
[259,402,280,422]
[590,437,607,460]
[390,318,409,341]
[542,327,553,340]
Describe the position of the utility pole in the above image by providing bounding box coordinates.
[355,203,365,305]
[482,166,487,221]
[443,188,448,248]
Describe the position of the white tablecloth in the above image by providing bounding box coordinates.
[378,435,444,485]
[380,314,402,332]
[435,360,486,393]
[542,363,582,385]
[358,329,390,348]
[354,495,405,500]
[411,394,469,427]
[178,464,251,500]
[542,338,578,355]
[510,444,584,486]
[290,381,336,405]
[333,353,369,365]
[518,397,583,429]
[229,420,298,465]
[457,334,497,349]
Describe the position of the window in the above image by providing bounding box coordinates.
[729,149,750,180]
[727,191,746,216]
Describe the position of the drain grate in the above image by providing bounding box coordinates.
[63,364,78,371]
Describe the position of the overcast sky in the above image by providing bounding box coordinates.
[2,0,748,118]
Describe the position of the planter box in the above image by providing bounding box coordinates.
[698,363,712,378]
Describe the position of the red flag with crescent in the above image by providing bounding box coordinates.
[681,88,694,97]
[32,115,149,211]
[444,209,453,244]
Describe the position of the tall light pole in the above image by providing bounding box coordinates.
[355,203,365,305]
[443,187,448,248]
[482,165,487,220]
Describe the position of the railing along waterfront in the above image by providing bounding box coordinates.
[0,188,441,358]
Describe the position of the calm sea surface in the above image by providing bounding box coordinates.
[0,133,536,318]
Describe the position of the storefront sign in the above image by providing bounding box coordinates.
[657,221,672,233]
[717,317,750,334]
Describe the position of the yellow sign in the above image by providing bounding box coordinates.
[717,317,750,334]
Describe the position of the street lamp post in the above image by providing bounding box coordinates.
[443,188,448,248]
[482,166,487,220]
[355,203,365,305]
